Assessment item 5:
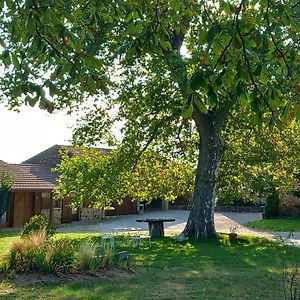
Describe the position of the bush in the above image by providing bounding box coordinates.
[264,189,280,219]
[77,242,99,272]
[21,215,57,238]
[6,229,49,273]
[2,234,78,275]
[48,239,76,275]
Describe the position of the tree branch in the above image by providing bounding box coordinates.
[265,0,291,76]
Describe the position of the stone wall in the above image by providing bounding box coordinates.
[41,208,62,225]
[79,207,105,221]
[215,205,263,213]
[279,181,300,217]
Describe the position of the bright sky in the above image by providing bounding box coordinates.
[0,105,76,163]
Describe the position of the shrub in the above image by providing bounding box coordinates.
[102,247,115,267]
[264,189,280,219]
[24,247,49,273]
[48,239,75,275]
[21,215,57,238]
[77,242,99,273]
[5,229,49,273]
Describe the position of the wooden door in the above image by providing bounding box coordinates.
[61,197,72,223]
[13,192,34,227]
[23,193,34,225]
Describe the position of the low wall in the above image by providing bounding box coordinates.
[79,207,105,221]
[41,208,62,225]
[215,205,263,213]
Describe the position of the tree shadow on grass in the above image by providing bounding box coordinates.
[2,234,300,299]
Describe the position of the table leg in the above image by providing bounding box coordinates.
[149,222,164,237]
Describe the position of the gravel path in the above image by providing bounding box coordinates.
[58,210,300,246]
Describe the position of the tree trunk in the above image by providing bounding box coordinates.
[182,109,225,238]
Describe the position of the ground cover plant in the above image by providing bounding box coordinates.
[0,215,120,277]
[1,230,300,299]
[247,218,300,232]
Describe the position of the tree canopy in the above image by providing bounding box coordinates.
[54,148,194,209]
[1,0,300,238]
[219,113,300,204]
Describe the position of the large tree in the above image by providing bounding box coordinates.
[0,0,299,238]
[54,148,194,209]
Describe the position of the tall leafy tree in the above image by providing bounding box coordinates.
[54,148,194,209]
[0,0,299,237]
[219,113,300,204]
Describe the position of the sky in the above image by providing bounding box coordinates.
[0,105,76,163]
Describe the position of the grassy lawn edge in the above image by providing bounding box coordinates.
[246,218,300,232]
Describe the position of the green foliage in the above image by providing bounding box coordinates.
[48,239,76,275]
[264,189,280,219]
[5,229,48,273]
[0,170,13,191]
[55,147,194,209]
[1,0,300,236]
[77,241,99,272]
[219,112,300,204]
[0,169,14,219]
[21,215,57,239]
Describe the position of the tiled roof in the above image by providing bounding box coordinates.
[0,160,57,191]
[23,144,112,166]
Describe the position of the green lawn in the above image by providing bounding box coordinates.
[0,230,21,260]
[246,218,300,232]
[1,231,300,299]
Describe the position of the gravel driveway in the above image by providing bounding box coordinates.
[58,210,300,246]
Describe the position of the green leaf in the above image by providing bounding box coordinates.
[281,104,290,122]
[190,72,207,91]
[194,97,208,114]
[25,95,38,107]
[183,105,193,118]
[207,86,218,106]
[236,81,244,97]
[87,78,97,92]
[47,81,59,97]
[254,64,262,76]
[260,66,269,84]
[294,106,300,121]
[239,92,249,107]
[11,53,19,69]
[207,25,222,43]
[1,50,11,66]
[26,18,36,35]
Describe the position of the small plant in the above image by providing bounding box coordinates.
[77,242,99,273]
[102,247,114,267]
[25,247,49,273]
[48,239,75,275]
[21,215,57,239]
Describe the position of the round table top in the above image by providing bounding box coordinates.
[136,218,175,223]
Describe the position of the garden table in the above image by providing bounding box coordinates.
[136,218,175,237]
